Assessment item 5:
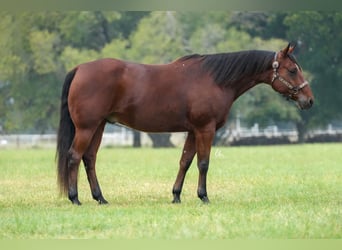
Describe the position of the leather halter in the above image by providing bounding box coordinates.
[271,52,308,99]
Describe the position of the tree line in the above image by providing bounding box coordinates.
[0,11,341,145]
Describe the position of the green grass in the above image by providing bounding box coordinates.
[0,144,341,238]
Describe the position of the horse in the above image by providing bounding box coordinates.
[56,43,314,205]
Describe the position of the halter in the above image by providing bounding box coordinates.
[271,52,308,99]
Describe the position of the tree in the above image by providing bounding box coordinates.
[284,12,342,127]
[231,12,288,40]
[0,11,147,134]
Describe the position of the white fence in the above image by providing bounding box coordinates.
[1,124,341,149]
[1,134,57,148]
[0,132,134,149]
[0,130,186,149]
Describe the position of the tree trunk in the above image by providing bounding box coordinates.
[132,130,141,147]
[148,133,174,148]
[296,121,307,143]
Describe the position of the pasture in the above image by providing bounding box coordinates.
[0,144,341,239]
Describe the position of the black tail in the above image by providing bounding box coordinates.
[56,68,77,195]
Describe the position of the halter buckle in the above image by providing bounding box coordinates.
[272,61,279,69]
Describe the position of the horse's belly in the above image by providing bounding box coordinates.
[109,110,189,133]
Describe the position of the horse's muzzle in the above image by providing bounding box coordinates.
[298,97,314,110]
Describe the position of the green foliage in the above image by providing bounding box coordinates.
[0,14,27,81]
[128,12,185,63]
[29,30,60,74]
[60,46,100,71]
[284,12,342,126]
[233,85,301,127]
[0,11,147,133]
[59,12,110,51]
[101,39,129,59]
[0,145,341,238]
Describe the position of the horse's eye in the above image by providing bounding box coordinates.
[288,68,298,74]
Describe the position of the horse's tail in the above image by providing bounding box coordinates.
[56,68,77,195]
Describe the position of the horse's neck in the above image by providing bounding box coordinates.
[229,70,272,99]
[229,79,263,100]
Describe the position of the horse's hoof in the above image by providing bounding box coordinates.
[71,199,82,205]
[172,198,181,204]
[98,198,109,205]
[201,196,210,204]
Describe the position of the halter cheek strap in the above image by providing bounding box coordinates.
[271,52,309,96]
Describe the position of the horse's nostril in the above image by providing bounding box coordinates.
[309,99,314,106]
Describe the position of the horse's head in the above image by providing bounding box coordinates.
[270,43,314,110]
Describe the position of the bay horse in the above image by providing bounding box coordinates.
[56,43,314,205]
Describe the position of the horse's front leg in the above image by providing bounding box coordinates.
[172,132,196,203]
[194,126,215,203]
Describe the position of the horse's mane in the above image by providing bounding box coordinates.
[179,50,275,86]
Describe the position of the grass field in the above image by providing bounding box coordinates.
[0,143,341,239]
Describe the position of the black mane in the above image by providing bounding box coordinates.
[180,50,275,86]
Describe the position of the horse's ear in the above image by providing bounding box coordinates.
[288,41,296,54]
[280,42,296,57]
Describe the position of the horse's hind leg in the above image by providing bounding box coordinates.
[82,121,108,204]
[172,132,196,203]
[68,128,96,205]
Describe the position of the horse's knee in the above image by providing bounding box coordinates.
[198,159,209,173]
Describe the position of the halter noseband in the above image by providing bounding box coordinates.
[271,52,308,99]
